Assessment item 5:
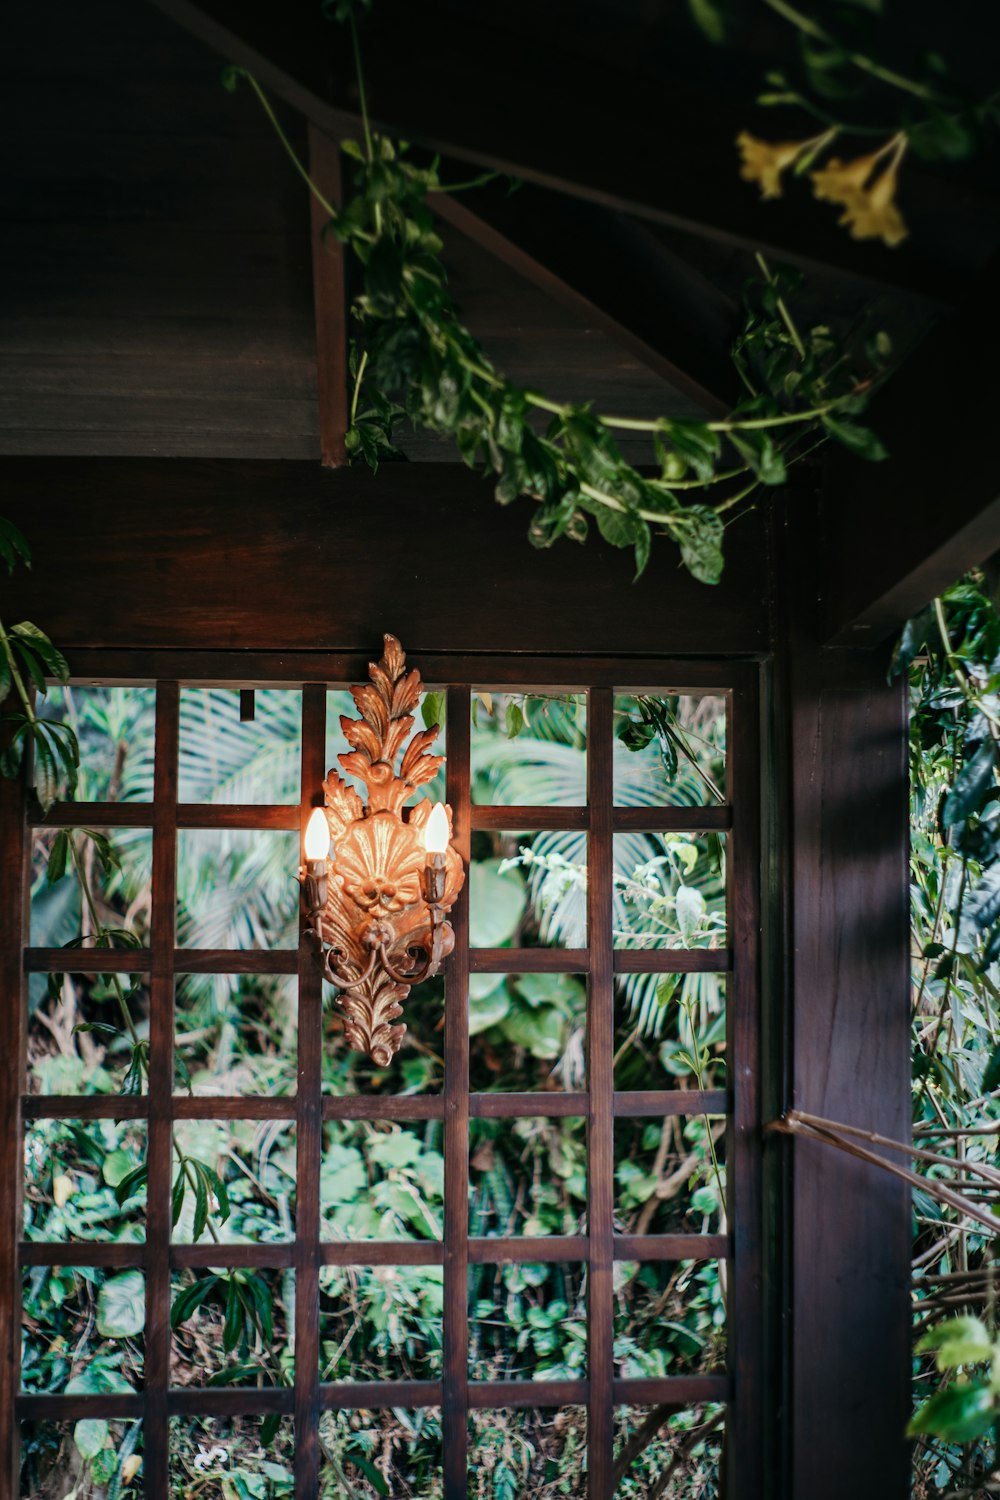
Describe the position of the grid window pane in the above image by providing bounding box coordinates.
[170,1415,294,1494]
[612,832,726,951]
[321,1120,444,1243]
[469,1261,587,1381]
[470,831,587,950]
[20,1418,143,1496]
[469,1408,588,1496]
[21,1266,145,1394]
[613,976,727,1093]
[24,1118,147,1243]
[470,971,587,1092]
[175,973,297,1096]
[614,1115,727,1236]
[471,691,587,807]
[170,1268,294,1387]
[319,1263,443,1382]
[320,1408,443,1497]
[612,693,726,807]
[178,687,302,804]
[614,1403,725,1497]
[176,828,299,951]
[171,1119,295,1244]
[469,1118,587,1238]
[613,1261,727,1378]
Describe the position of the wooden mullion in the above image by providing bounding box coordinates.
[322,1094,443,1122]
[468,1380,589,1409]
[613,1234,730,1261]
[612,1375,732,1404]
[0,749,29,1493]
[587,688,615,1500]
[468,1235,589,1265]
[728,673,764,1496]
[31,802,301,831]
[469,804,588,831]
[321,1380,442,1409]
[613,948,730,974]
[145,680,180,1499]
[443,686,471,1498]
[469,1091,589,1118]
[173,949,298,975]
[171,1244,296,1270]
[22,1094,149,1119]
[295,685,326,1499]
[25,947,153,972]
[319,1241,442,1268]
[613,1088,728,1118]
[20,1242,146,1269]
[469,947,589,973]
[612,805,732,832]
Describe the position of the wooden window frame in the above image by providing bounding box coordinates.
[1,650,762,1499]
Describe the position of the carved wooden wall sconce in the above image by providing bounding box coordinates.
[299,635,465,1066]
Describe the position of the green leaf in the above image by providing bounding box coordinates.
[46,829,70,885]
[96,1271,146,1338]
[676,884,706,941]
[687,0,727,40]
[907,1379,996,1442]
[469,860,526,947]
[821,416,888,462]
[676,507,725,586]
[982,1042,1000,1096]
[11,621,70,682]
[0,515,32,572]
[916,1315,994,1370]
[505,701,525,740]
[73,1417,109,1460]
[102,1149,136,1189]
[942,742,997,830]
[421,691,445,732]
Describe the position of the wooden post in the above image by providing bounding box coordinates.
[308,127,349,468]
[772,495,912,1499]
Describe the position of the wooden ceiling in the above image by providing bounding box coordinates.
[6,0,995,471]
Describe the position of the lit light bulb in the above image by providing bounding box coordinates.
[305,807,331,862]
[424,802,449,855]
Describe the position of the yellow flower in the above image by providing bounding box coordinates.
[811,143,909,248]
[736,131,811,200]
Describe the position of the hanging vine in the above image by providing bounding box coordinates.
[225,0,893,585]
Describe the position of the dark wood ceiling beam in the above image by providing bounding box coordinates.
[430,179,738,416]
[147,0,1000,303]
[307,127,349,467]
[822,248,1000,647]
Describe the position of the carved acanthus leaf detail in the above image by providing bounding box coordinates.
[312,634,462,1066]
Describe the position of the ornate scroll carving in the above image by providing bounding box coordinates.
[310,635,464,1066]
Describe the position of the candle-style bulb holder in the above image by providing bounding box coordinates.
[298,635,464,1067]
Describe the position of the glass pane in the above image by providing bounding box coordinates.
[21,1265,145,1393]
[20,1418,143,1497]
[175,974,297,1096]
[614,1403,725,1497]
[471,691,587,807]
[48,684,156,802]
[323,975,444,1097]
[469,1408,588,1495]
[24,1118,146,1243]
[170,1269,293,1387]
[176,829,299,950]
[614,976,727,1093]
[613,693,726,806]
[319,1263,443,1382]
[320,1408,442,1497]
[471,831,587,949]
[614,1116,727,1236]
[469,1117,587,1238]
[470,972,586,1093]
[171,1416,294,1497]
[469,1261,587,1381]
[613,832,726,950]
[30,827,153,948]
[614,1261,726,1378]
[178,688,301,804]
[28,971,150,1097]
[171,1119,295,1244]
[327,687,446,807]
[321,1120,444,1243]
